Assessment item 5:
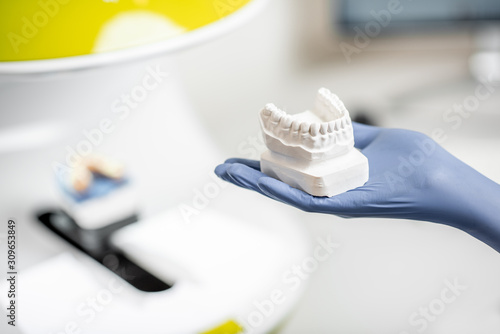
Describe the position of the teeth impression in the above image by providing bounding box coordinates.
[259,87,354,160]
[259,88,369,197]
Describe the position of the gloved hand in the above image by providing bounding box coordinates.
[215,122,500,252]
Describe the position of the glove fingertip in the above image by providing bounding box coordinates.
[214,164,229,178]
[227,163,248,175]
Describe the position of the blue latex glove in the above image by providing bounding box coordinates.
[215,122,500,252]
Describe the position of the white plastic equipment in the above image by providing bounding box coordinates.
[0,1,311,333]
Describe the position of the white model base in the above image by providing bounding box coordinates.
[261,149,369,197]
[60,184,138,229]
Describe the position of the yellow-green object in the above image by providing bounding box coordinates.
[200,320,244,334]
[0,0,251,61]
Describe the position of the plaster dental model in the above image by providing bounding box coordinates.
[57,154,137,229]
[259,88,369,197]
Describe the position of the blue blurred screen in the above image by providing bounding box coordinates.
[338,0,500,32]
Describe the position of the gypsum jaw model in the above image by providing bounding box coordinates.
[259,88,369,197]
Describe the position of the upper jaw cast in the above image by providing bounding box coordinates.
[259,88,354,161]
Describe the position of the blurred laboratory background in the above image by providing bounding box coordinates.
[177,2,500,330]
[1,0,500,333]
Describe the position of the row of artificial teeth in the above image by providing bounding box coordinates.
[261,104,350,135]
[260,104,353,150]
[317,88,348,120]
